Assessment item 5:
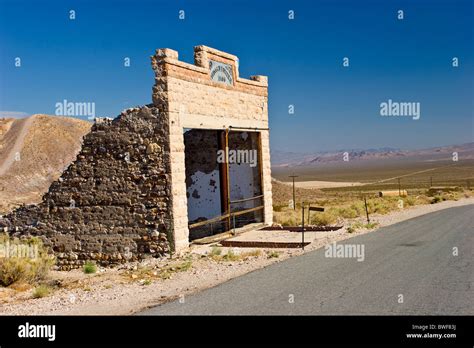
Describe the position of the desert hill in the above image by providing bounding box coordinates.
[0,114,91,213]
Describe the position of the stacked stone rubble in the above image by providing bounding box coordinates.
[0,105,172,269]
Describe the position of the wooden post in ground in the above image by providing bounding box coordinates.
[364,196,370,224]
[289,175,298,210]
[301,202,305,250]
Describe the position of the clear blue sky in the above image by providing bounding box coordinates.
[0,0,472,152]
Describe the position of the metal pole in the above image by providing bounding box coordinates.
[430,176,433,188]
[301,202,305,250]
[398,178,401,196]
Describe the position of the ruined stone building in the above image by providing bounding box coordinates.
[0,46,272,268]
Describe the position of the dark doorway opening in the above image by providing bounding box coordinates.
[184,129,263,241]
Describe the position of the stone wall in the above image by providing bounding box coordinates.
[0,106,172,269]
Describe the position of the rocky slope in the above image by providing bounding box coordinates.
[0,115,91,213]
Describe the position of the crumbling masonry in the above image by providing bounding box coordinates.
[0,46,272,269]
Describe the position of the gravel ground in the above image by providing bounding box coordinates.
[1,197,473,315]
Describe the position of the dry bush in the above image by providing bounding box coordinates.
[309,211,338,226]
[0,234,54,287]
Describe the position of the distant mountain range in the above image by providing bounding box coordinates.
[271,143,474,167]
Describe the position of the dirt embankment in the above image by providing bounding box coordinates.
[0,115,91,213]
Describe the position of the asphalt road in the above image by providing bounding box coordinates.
[140,205,474,315]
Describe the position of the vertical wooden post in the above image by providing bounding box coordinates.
[225,129,231,231]
[307,204,311,225]
[364,196,370,224]
[293,177,296,210]
[289,175,298,210]
[301,202,305,250]
[218,130,230,231]
[233,215,236,235]
[257,132,264,223]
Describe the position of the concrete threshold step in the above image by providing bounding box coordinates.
[220,240,311,249]
[191,222,266,245]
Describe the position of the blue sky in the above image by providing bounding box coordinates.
[0,0,472,152]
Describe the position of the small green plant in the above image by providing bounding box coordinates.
[431,195,443,204]
[346,225,356,233]
[158,270,172,280]
[209,246,222,256]
[32,284,50,298]
[142,279,152,286]
[210,248,261,262]
[222,249,240,261]
[365,222,379,229]
[267,251,280,258]
[347,221,379,233]
[244,250,262,258]
[83,261,97,274]
[153,257,193,280]
[172,259,192,272]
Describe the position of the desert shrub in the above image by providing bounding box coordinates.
[346,226,356,233]
[336,206,360,219]
[274,209,299,226]
[273,205,284,212]
[415,195,432,205]
[350,203,364,215]
[367,199,393,215]
[211,249,261,262]
[83,261,97,274]
[32,284,51,298]
[365,222,380,229]
[0,234,54,287]
[431,195,443,204]
[404,196,416,206]
[346,221,363,233]
[222,249,239,261]
[209,246,222,256]
[282,216,298,226]
[310,211,337,226]
[347,221,379,233]
[266,251,280,258]
[174,259,193,272]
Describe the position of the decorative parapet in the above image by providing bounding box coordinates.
[151,45,268,98]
